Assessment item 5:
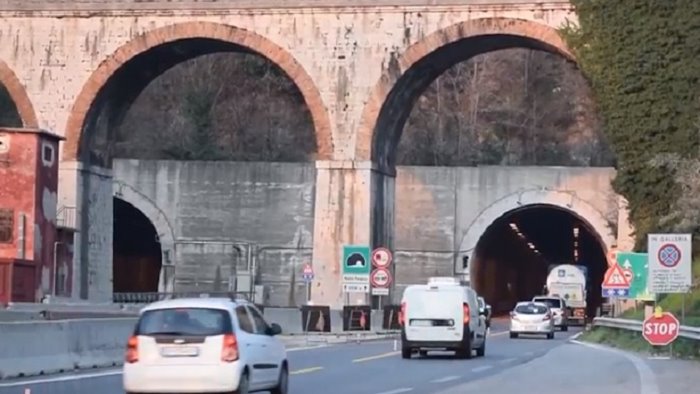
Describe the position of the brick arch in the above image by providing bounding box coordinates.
[356,17,575,166]
[0,59,38,127]
[63,21,332,162]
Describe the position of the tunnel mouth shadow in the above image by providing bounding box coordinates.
[470,204,608,317]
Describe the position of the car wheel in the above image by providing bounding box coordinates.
[419,350,428,357]
[270,364,289,394]
[401,347,412,359]
[234,371,250,394]
[476,340,486,357]
[561,325,568,332]
[509,332,517,339]
[547,332,554,340]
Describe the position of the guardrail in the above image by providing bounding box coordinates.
[592,317,700,341]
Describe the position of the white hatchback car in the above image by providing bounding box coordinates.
[123,298,288,394]
[509,301,555,339]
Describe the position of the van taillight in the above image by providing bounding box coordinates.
[221,333,239,362]
[463,303,470,324]
[399,302,407,326]
[125,335,139,363]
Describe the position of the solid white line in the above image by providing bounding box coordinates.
[0,369,122,387]
[375,388,413,394]
[571,340,660,394]
[287,344,328,352]
[431,375,460,383]
[499,357,517,364]
[471,365,493,373]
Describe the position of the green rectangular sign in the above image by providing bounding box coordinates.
[342,245,371,275]
[616,252,655,301]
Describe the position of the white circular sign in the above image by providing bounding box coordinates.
[371,247,393,268]
[370,268,392,287]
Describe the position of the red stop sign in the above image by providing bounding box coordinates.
[642,312,680,346]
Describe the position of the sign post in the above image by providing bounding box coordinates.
[648,234,692,294]
[342,245,371,303]
[370,247,393,309]
[301,263,314,304]
[642,307,680,347]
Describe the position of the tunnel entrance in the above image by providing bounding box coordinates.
[470,204,607,316]
[113,197,163,294]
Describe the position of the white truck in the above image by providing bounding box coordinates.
[544,264,588,326]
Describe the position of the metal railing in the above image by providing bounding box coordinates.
[593,317,700,341]
[113,291,256,305]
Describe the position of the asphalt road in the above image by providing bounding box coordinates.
[1,323,695,394]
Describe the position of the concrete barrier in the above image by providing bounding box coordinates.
[0,306,397,379]
[0,318,137,379]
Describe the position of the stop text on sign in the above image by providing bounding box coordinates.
[644,322,678,336]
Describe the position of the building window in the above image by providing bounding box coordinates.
[0,208,13,243]
[42,143,54,167]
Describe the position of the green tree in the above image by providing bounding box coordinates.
[562,0,700,248]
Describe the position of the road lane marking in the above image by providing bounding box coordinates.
[0,370,122,387]
[287,344,328,352]
[499,357,517,364]
[290,366,324,375]
[353,351,400,363]
[488,330,508,337]
[431,375,460,383]
[375,388,413,394]
[471,365,493,373]
[572,340,660,394]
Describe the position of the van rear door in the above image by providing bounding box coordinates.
[404,285,464,342]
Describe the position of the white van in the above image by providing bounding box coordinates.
[399,277,487,359]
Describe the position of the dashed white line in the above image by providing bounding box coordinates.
[499,357,517,364]
[471,365,493,373]
[375,388,414,394]
[431,375,460,383]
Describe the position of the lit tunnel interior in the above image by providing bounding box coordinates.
[471,204,607,316]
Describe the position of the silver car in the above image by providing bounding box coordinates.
[532,296,568,331]
[509,302,555,339]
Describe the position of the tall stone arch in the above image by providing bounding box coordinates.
[113,180,177,292]
[0,59,38,127]
[63,21,333,162]
[356,17,576,169]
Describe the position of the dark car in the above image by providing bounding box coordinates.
[477,296,492,329]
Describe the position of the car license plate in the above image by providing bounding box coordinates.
[160,346,199,357]
[525,325,536,331]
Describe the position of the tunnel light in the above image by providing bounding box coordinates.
[574,240,578,248]
[509,223,518,231]
[528,242,535,249]
[517,231,525,238]
[573,227,579,238]
[533,249,540,254]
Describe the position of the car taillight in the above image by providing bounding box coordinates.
[125,335,139,363]
[463,303,470,324]
[221,333,239,362]
[399,302,406,326]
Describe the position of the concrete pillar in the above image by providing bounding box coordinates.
[58,161,113,301]
[310,160,394,309]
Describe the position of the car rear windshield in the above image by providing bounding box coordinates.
[135,307,233,336]
[515,304,548,314]
[534,298,562,308]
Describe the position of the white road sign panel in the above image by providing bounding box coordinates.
[370,268,392,288]
[371,287,389,296]
[648,234,692,293]
[343,283,369,293]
